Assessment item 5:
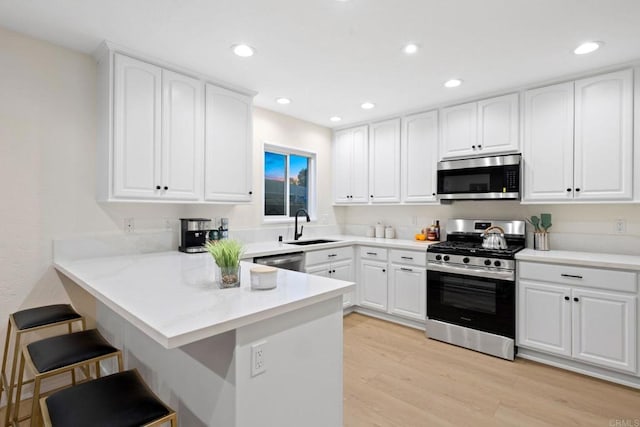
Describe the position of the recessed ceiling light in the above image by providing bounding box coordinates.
[403,43,419,55]
[444,79,463,88]
[361,102,375,110]
[330,116,342,122]
[276,97,291,105]
[232,44,255,57]
[574,41,602,55]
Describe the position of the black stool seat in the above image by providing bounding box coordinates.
[45,370,172,427]
[27,329,118,373]
[12,304,81,330]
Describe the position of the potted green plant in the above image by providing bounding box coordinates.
[205,239,244,288]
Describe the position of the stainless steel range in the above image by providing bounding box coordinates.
[425,219,525,360]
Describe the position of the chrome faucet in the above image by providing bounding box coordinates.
[294,209,310,240]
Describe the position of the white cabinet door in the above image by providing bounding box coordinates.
[113,54,162,199]
[574,69,633,201]
[401,111,438,203]
[333,126,368,204]
[161,70,204,201]
[332,260,355,308]
[204,84,253,202]
[333,129,353,203]
[388,265,426,321]
[440,102,477,159]
[522,82,574,201]
[359,260,388,311]
[572,288,636,373]
[351,126,369,203]
[369,119,400,203]
[518,280,572,357]
[305,264,331,278]
[477,93,519,155]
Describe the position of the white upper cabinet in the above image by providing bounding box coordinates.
[161,70,204,201]
[440,102,477,159]
[97,45,254,203]
[369,119,401,203]
[112,54,162,199]
[523,69,633,202]
[523,82,574,201]
[574,69,633,200]
[477,93,519,155]
[440,93,519,159]
[333,126,369,204]
[401,111,438,203]
[204,84,253,202]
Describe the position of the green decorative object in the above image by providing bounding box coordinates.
[540,213,552,232]
[205,239,244,288]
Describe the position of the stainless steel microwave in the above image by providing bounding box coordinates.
[436,154,521,201]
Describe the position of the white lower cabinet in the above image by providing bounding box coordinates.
[359,247,426,321]
[388,264,426,321]
[518,262,637,374]
[305,247,354,308]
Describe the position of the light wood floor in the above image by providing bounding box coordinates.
[344,313,640,427]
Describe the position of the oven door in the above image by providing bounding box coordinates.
[427,268,515,338]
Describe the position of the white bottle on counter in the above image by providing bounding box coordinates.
[384,226,395,239]
[375,222,385,238]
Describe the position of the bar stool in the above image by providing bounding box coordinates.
[40,369,177,427]
[13,328,123,427]
[1,304,84,426]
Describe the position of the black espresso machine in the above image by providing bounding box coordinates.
[179,218,213,253]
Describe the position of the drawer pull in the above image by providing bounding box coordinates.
[400,267,413,272]
[328,254,337,258]
[366,252,378,256]
[401,256,414,260]
[561,273,583,279]
[564,296,570,301]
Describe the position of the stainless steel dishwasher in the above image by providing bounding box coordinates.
[253,252,305,272]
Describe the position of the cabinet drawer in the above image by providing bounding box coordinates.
[359,246,388,261]
[389,249,426,267]
[518,261,637,293]
[305,246,353,266]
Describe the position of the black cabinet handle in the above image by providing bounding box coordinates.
[564,296,570,301]
[432,193,436,196]
[382,269,386,273]
[573,297,580,302]
[401,256,413,260]
[249,191,253,195]
[561,273,583,279]
[332,270,336,273]
[575,188,581,192]
[370,195,374,198]
[156,185,161,190]
[164,186,168,190]
[328,254,337,258]
[472,145,476,149]
[477,144,482,149]
[566,188,572,192]
[366,252,378,256]
[400,267,413,272]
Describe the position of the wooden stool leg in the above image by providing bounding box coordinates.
[29,376,41,427]
[1,319,11,395]
[13,352,26,426]
[95,361,101,378]
[5,329,22,427]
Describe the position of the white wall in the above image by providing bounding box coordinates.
[0,27,335,355]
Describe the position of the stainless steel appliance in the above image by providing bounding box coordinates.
[179,218,213,253]
[437,154,521,201]
[253,252,305,272]
[425,219,525,360]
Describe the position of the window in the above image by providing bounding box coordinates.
[264,144,316,221]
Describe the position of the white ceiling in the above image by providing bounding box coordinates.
[1,0,640,128]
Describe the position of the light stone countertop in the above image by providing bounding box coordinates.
[516,248,640,271]
[242,234,438,259]
[54,251,354,349]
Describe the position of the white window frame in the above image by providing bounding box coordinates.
[262,142,317,223]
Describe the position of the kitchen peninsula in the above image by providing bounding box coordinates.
[54,248,354,427]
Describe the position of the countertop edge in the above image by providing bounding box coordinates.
[515,249,640,271]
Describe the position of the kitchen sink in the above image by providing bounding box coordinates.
[286,239,338,246]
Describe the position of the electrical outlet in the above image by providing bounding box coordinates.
[251,341,266,377]
[124,218,135,233]
[615,219,627,234]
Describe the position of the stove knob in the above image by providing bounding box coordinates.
[484,259,491,266]
[435,255,442,261]
[463,257,470,264]
[443,255,450,262]
[494,260,502,267]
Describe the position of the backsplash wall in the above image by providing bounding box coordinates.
[340,202,640,255]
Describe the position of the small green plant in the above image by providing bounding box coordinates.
[205,239,244,268]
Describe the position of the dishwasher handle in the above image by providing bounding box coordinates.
[253,252,305,267]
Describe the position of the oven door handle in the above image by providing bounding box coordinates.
[427,262,515,282]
